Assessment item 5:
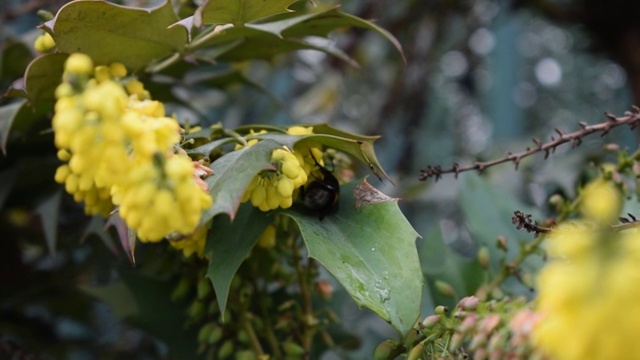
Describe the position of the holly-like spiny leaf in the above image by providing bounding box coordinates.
[202,139,281,222]
[35,189,63,258]
[283,180,422,335]
[43,0,187,70]
[4,53,67,103]
[205,203,272,320]
[256,131,392,183]
[0,99,55,156]
[193,125,391,235]
[186,7,402,64]
[196,0,297,26]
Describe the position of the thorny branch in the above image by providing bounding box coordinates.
[419,107,640,181]
[511,211,552,237]
[512,211,640,236]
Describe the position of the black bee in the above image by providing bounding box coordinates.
[300,152,340,219]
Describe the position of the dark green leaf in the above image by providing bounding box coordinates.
[35,189,63,257]
[186,137,235,157]
[0,99,55,156]
[81,216,118,256]
[202,139,281,221]
[0,167,19,210]
[80,281,138,318]
[197,0,297,26]
[0,39,33,81]
[279,8,404,61]
[0,101,22,155]
[118,268,199,359]
[187,7,402,64]
[184,68,285,108]
[4,53,67,102]
[44,0,187,70]
[205,203,271,319]
[283,180,422,335]
[258,131,392,182]
[419,227,484,308]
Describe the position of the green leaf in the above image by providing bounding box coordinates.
[197,31,357,65]
[196,0,297,26]
[43,0,187,70]
[81,216,119,256]
[202,139,280,221]
[35,189,63,257]
[0,99,55,155]
[205,203,271,319]
[0,39,33,81]
[0,167,18,209]
[283,180,422,335]
[419,227,485,308]
[4,53,68,102]
[258,131,392,182]
[184,68,286,109]
[118,268,199,359]
[187,7,402,64]
[195,126,390,221]
[278,8,404,61]
[80,281,139,318]
[187,137,235,157]
[0,101,22,155]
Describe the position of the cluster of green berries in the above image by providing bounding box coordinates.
[375,296,539,360]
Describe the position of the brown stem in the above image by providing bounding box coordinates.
[291,237,316,358]
[420,108,640,181]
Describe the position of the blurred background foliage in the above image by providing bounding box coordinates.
[1,0,638,358]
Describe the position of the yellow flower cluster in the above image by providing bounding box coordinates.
[170,225,208,258]
[240,126,325,212]
[243,147,308,211]
[533,180,640,360]
[52,53,212,242]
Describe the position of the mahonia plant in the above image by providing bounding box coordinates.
[1,0,426,357]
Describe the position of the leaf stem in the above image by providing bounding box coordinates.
[145,52,181,73]
[241,311,265,357]
[291,236,316,357]
[251,269,282,358]
[188,24,234,51]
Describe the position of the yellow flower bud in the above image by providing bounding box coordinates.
[277,177,294,197]
[281,159,301,179]
[54,165,71,183]
[65,173,79,193]
[127,80,145,97]
[94,66,110,83]
[279,195,293,209]
[580,180,621,224]
[286,126,314,135]
[257,224,277,248]
[250,186,266,207]
[56,149,71,161]
[34,32,55,52]
[54,83,74,99]
[109,63,127,78]
[65,53,94,75]
[266,185,280,209]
